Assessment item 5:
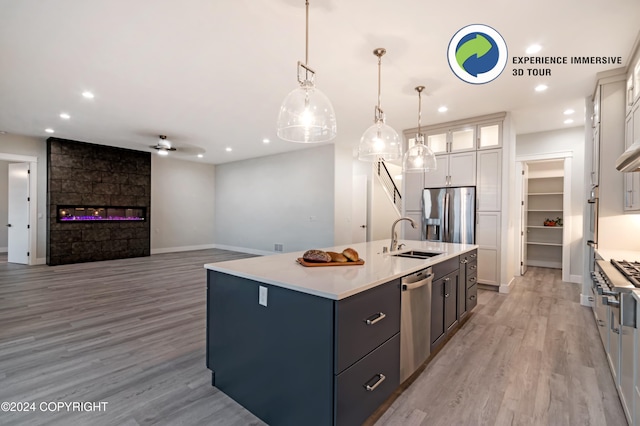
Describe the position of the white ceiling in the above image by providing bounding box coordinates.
[1,0,639,164]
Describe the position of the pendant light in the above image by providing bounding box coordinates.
[277,0,337,143]
[403,86,436,172]
[358,48,401,161]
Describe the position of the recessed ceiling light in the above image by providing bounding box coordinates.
[45,128,55,133]
[82,91,95,99]
[535,84,548,92]
[438,106,448,113]
[564,119,574,124]
[60,113,70,120]
[197,154,204,158]
[563,109,575,115]
[263,138,270,144]
[526,44,542,55]
[225,147,232,152]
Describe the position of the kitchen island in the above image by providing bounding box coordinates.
[205,240,478,426]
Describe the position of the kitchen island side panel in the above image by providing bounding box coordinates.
[207,271,335,426]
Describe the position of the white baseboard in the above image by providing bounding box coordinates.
[526,260,562,269]
[36,257,46,265]
[151,244,217,255]
[581,293,594,307]
[0,247,7,253]
[499,276,515,294]
[212,244,272,256]
[569,274,582,284]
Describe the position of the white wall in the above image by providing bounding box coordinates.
[516,126,585,278]
[214,145,335,254]
[0,161,8,250]
[150,156,216,253]
[334,145,353,246]
[370,172,401,241]
[0,134,47,260]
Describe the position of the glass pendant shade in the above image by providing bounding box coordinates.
[402,85,437,172]
[277,81,337,143]
[358,120,401,161]
[358,48,401,162]
[403,135,437,173]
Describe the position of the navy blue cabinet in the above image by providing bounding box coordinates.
[207,271,401,426]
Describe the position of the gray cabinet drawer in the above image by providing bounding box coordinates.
[335,333,400,426]
[467,272,477,289]
[467,284,478,311]
[335,280,400,373]
[467,260,478,275]
[468,249,478,262]
[433,257,459,280]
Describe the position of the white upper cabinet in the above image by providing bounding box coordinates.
[450,126,476,152]
[427,132,448,154]
[478,122,502,150]
[424,152,476,188]
[476,149,502,211]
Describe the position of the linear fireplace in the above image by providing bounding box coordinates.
[57,206,146,222]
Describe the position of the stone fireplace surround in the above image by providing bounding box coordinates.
[47,138,151,265]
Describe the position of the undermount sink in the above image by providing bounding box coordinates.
[391,250,444,259]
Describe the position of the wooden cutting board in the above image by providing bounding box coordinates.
[296,258,365,267]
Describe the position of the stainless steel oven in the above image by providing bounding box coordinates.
[586,185,599,272]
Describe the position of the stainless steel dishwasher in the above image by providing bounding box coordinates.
[400,267,433,382]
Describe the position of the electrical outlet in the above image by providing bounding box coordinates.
[274,243,284,252]
[259,286,268,307]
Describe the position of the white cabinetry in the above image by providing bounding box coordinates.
[624,85,640,211]
[477,149,502,211]
[476,212,500,285]
[622,48,640,210]
[425,151,476,188]
[403,113,507,290]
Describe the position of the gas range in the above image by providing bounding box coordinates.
[590,258,637,424]
[611,259,640,287]
[593,259,636,293]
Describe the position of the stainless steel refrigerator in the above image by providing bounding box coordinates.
[422,186,476,244]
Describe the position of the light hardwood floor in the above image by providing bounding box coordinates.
[0,253,626,425]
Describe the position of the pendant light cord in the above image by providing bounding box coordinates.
[305,0,309,66]
[377,54,382,112]
[416,85,425,144]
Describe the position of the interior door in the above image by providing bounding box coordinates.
[520,163,529,275]
[351,175,367,243]
[8,162,30,264]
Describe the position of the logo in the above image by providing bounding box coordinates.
[447,24,508,84]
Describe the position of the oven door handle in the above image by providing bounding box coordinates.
[603,296,620,307]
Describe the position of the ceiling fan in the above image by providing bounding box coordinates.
[150,135,176,156]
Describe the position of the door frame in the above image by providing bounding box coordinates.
[0,153,38,265]
[515,151,574,283]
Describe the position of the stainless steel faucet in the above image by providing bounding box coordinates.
[390,217,417,252]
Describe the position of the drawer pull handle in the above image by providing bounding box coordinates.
[460,259,468,264]
[469,295,476,300]
[365,312,386,325]
[469,277,476,283]
[612,327,620,334]
[470,265,477,270]
[588,296,594,302]
[470,253,477,258]
[364,373,386,392]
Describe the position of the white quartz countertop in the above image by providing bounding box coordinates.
[595,248,640,262]
[204,240,478,300]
